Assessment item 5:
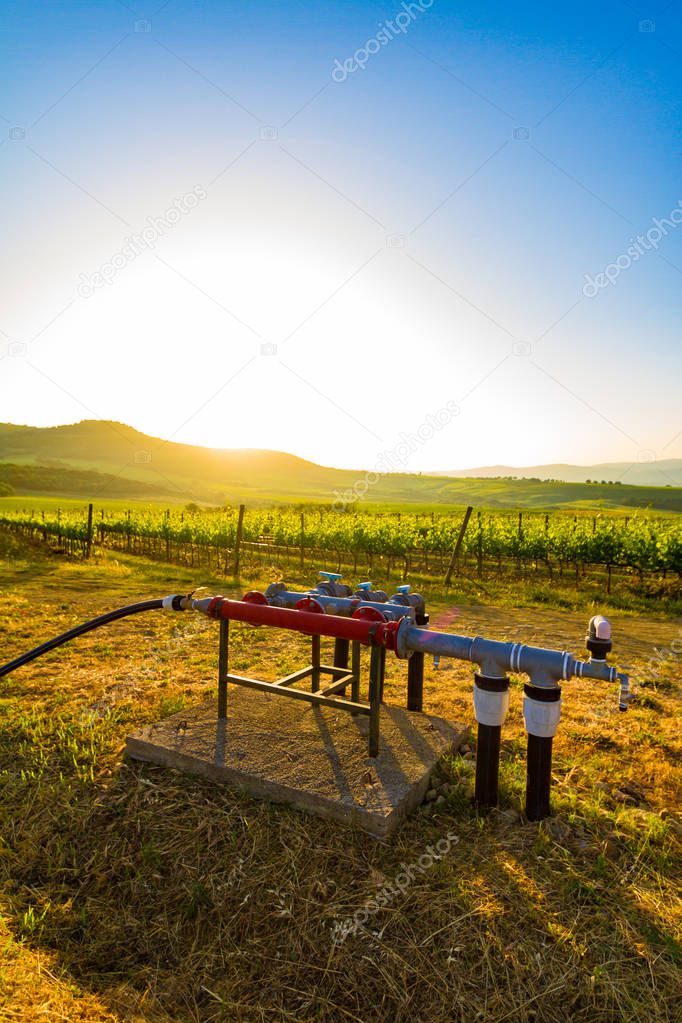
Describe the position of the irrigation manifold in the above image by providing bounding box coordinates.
[0,570,631,821]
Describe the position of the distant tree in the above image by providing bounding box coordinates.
[586,478,592,483]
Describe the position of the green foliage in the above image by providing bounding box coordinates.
[1,503,680,574]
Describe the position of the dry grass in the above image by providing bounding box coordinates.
[0,531,680,1022]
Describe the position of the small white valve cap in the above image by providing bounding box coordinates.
[591,615,611,640]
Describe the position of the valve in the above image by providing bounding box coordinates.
[584,615,631,713]
[586,614,612,660]
[618,674,632,712]
[354,581,389,602]
[389,585,426,622]
[316,571,353,597]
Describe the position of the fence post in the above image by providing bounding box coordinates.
[233,504,245,577]
[85,503,94,559]
[300,513,305,570]
[444,506,473,585]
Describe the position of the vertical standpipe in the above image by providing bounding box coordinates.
[472,674,510,807]
[523,683,562,820]
[406,606,429,712]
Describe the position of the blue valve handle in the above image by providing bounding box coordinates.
[396,584,411,594]
[319,571,342,582]
[356,582,373,592]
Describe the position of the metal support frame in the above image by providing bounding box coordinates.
[216,625,385,757]
[218,618,229,720]
[351,641,361,706]
[368,644,383,758]
[407,651,424,711]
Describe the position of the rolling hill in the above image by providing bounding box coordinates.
[1,420,681,512]
[0,462,175,500]
[429,459,682,488]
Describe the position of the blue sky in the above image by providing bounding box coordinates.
[1,0,681,473]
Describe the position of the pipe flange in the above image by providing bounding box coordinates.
[523,684,562,738]
[473,674,510,726]
[296,596,325,614]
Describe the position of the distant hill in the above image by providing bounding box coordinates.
[0,462,175,499]
[429,460,682,487]
[1,420,681,512]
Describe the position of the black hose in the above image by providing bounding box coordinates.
[0,599,165,679]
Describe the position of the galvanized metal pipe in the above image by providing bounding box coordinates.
[264,587,415,623]
[394,622,628,690]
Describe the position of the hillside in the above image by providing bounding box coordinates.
[0,463,175,500]
[430,459,682,487]
[1,421,681,512]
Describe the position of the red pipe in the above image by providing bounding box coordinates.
[205,596,399,649]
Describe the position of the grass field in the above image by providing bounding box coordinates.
[2,421,681,511]
[0,531,680,1022]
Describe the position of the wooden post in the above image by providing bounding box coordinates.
[444,506,473,585]
[232,504,245,577]
[517,511,523,571]
[85,502,94,559]
[299,513,305,570]
[477,511,483,578]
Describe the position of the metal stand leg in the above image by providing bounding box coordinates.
[334,637,349,694]
[351,641,360,711]
[333,638,349,669]
[378,646,386,702]
[368,644,381,758]
[407,651,424,711]
[311,634,321,692]
[218,618,229,720]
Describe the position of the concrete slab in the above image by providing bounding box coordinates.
[126,689,469,838]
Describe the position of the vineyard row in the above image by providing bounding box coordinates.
[1,505,680,589]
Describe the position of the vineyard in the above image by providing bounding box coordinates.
[1,502,681,591]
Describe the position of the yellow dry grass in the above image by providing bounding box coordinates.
[0,531,680,1023]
